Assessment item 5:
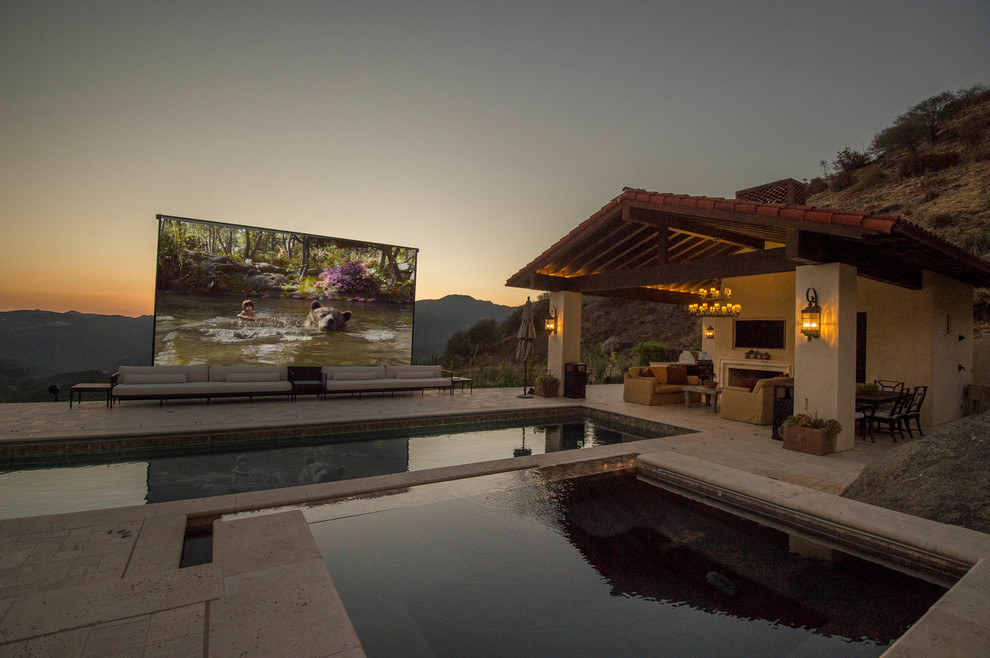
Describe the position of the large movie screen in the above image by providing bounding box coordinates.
[154,215,417,367]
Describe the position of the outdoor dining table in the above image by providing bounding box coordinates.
[855,390,902,439]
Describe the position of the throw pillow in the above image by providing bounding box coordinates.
[667,366,688,385]
[639,367,654,378]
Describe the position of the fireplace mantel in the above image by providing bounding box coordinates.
[718,358,791,387]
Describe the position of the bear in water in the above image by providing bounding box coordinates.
[305,300,352,331]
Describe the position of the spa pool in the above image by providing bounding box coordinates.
[0,414,681,519]
[306,469,945,657]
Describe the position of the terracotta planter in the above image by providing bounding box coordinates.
[534,380,559,397]
[781,425,834,456]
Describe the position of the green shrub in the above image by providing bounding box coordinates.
[830,170,856,192]
[899,151,961,177]
[807,177,828,195]
[834,147,870,173]
[631,341,665,367]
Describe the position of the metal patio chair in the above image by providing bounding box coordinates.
[902,386,927,437]
[870,390,913,442]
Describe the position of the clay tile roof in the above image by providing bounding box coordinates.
[621,187,901,234]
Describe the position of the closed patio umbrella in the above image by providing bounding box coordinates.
[515,296,537,398]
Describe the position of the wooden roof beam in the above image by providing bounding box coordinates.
[538,248,794,293]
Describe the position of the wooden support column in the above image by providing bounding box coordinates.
[548,291,582,395]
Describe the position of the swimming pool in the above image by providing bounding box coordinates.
[0,414,680,519]
[308,470,945,657]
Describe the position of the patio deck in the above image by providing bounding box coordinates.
[1,385,987,656]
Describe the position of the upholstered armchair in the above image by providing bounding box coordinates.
[720,376,792,425]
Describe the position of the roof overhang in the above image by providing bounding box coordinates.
[506,188,990,301]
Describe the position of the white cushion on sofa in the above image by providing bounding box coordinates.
[334,371,378,381]
[227,372,281,383]
[123,373,186,385]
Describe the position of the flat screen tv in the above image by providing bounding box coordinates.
[734,320,786,350]
[153,214,418,367]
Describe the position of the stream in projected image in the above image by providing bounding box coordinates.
[154,294,413,366]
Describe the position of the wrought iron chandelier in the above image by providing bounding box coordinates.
[688,282,741,318]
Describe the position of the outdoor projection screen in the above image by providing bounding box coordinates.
[154,215,417,367]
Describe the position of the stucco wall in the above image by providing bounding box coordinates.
[703,272,796,371]
[857,272,972,426]
[699,268,972,432]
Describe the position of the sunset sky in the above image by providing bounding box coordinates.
[1,1,987,316]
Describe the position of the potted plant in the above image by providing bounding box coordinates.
[534,372,560,397]
[780,413,842,456]
[856,382,880,395]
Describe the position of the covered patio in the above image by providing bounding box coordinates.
[506,183,990,450]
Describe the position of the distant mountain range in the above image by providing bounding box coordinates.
[0,295,517,401]
[412,294,517,362]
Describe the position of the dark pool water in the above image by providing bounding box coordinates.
[0,417,660,519]
[309,471,946,657]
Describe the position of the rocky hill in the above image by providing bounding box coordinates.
[807,86,990,262]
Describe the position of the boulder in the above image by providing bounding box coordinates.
[841,414,990,534]
[245,273,291,292]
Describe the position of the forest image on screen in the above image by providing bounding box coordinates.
[154,216,417,367]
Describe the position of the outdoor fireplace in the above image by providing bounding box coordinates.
[718,358,790,388]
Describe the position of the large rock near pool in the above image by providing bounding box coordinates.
[841,414,990,534]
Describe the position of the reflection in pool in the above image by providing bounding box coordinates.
[154,293,412,366]
[0,417,667,519]
[310,471,947,657]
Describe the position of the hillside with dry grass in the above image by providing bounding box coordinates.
[808,86,990,259]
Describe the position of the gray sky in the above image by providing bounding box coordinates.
[1,0,987,313]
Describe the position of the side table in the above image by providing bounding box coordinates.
[70,383,112,409]
[451,377,473,394]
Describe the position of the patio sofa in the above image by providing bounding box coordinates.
[111,365,292,406]
[323,365,453,397]
[719,376,793,425]
[623,364,703,406]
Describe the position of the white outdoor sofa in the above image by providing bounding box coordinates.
[110,364,454,405]
[111,365,292,406]
[323,365,453,397]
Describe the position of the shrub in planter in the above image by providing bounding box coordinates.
[534,373,560,397]
[780,414,842,456]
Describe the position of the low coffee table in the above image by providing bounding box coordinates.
[70,383,112,409]
[682,385,722,412]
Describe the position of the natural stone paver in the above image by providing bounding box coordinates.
[210,557,361,658]
[82,615,151,657]
[214,509,322,577]
[0,564,221,644]
[0,385,982,656]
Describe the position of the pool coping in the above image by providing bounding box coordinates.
[0,404,693,468]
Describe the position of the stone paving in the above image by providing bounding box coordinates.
[0,385,987,656]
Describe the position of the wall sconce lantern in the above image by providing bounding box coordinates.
[545,306,558,335]
[801,288,821,341]
[704,325,715,340]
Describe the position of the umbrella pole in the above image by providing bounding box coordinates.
[517,357,533,399]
